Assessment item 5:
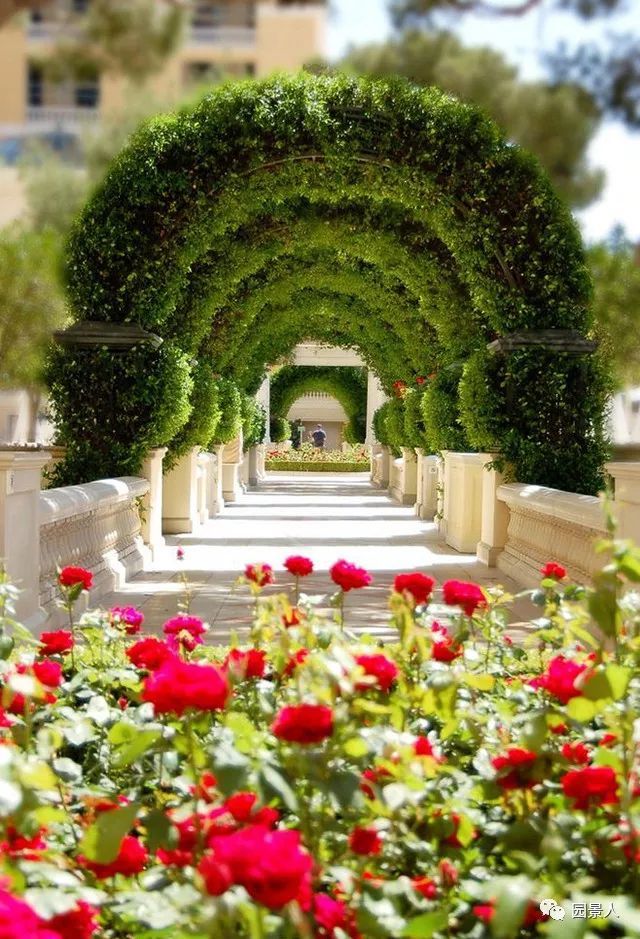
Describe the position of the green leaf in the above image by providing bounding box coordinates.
[19,761,57,790]
[344,737,369,758]
[113,729,161,769]
[402,910,449,937]
[225,711,259,755]
[258,764,298,812]
[212,741,250,796]
[327,770,362,812]
[145,808,177,854]
[605,664,631,700]
[566,697,597,722]
[78,802,139,863]
[588,574,619,638]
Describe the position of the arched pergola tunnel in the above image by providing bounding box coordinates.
[50,73,608,498]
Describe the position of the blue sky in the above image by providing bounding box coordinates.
[327,0,640,243]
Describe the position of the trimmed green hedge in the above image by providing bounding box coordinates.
[269,417,291,444]
[53,73,606,493]
[265,461,367,473]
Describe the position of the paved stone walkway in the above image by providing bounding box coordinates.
[103,472,532,644]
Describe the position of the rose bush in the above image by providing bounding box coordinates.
[0,542,640,936]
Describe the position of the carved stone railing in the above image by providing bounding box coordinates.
[39,477,149,620]
[496,483,607,587]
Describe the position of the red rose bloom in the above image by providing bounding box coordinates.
[223,648,267,680]
[58,566,93,591]
[438,858,459,887]
[413,876,438,900]
[162,614,207,652]
[431,625,462,662]
[32,660,63,688]
[47,902,99,939]
[442,580,486,617]
[110,606,144,635]
[271,703,334,744]
[142,658,229,716]
[79,834,148,879]
[0,889,61,939]
[282,608,303,628]
[314,893,362,939]
[492,747,538,789]
[414,736,435,756]
[561,766,619,810]
[541,561,567,580]
[282,648,309,678]
[0,826,46,859]
[393,572,435,605]
[348,826,382,856]
[198,853,234,896]
[473,901,543,927]
[330,560,372,592]
[284,556,314,577]
[210,826,312,909]
[126,637,172,671]
[245,564,274,587]
[562,741,591,765]
[360,765,392,798]
[529,655,589,704]
[355,654,398,692]
[39,630,74,656]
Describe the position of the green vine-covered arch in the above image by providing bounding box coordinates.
[50,73,608,492]
[271,366,368,444]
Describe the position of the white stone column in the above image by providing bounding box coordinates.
[607,462,640,542]
[162,447,200,534]
[247,446,260,487]
[379,445,391,489]
[437,453,448,537]
[414,448,425,517]
[365,371,386,446]
[477,455,510,566]
[213,445,225,515]
[140,447,167,560]
[256,377,271,444]
[197,451,215,524]
[0,449,50,625]
[444,452,485,553]
[256,443,266,481]
[222,432,244,503]
[400,447,418,506]
[420,454,439,520]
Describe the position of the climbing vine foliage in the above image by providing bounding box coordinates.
[52,73,606,492]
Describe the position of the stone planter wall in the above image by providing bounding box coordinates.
[40,476,149,625]
[496,483,607,587]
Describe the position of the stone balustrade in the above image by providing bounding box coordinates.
[496,483,607,586]
[40,477,150,622]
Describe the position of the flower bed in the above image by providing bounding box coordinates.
[1,543,640,937]
[266,444,370,474]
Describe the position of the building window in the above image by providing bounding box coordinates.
[27,63,44,107]
[75,74,100,109]
[192,2,255,29]
[71,0,90,12]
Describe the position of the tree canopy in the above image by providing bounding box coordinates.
[390,0,640,128]
[342,29,602,207]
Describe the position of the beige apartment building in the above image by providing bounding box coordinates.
[0,0,326,136]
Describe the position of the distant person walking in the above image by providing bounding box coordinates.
[311,423,327,449]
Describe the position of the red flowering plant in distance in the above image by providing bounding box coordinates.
[0,543,640,937]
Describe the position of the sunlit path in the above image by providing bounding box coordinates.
[103,472,529,644]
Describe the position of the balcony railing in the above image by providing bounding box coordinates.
[188,25,256,46]
[27,107,100,129]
